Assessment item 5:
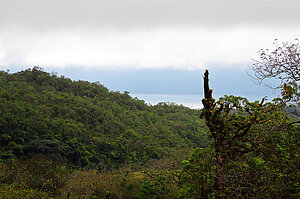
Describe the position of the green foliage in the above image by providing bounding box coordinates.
[2,66,297,198]
[0,185,51,199]
[182,95,299,198]
[137,163,181,199]
[182,70,300,198]
[0,67,208,168]
[0,155,69,198]
[179,148,214,199]
[58,160,181,199]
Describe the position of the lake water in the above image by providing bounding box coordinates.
[131,94,204,109]
[130,93,279,109]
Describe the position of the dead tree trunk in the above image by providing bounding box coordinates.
[202,70,226,199]
[201,70,268,198]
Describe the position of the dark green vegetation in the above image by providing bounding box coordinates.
[0,67,208,168]
[183,40,299,198]
[186,39,299,198]
[0,67,210,198]
[197,71,299,198]
[1,40,299,198]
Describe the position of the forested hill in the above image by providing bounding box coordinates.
[0,67,208,168]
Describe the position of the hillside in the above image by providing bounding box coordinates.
[0,67,209,168]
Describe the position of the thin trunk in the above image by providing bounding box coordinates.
[202,70,226,198]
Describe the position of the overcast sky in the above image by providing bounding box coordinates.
[1,0,299,70]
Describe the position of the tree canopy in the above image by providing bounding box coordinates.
[0,67,209,168]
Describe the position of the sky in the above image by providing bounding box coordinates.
[0,0,299,106]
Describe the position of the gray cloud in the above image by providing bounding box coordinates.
[1,1,299,70]
[2,1,299,31]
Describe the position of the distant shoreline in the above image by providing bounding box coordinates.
[130,93,279,109]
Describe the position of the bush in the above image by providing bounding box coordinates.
[0,155,69,197]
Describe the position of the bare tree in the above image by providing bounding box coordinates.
[250,38,299,87]
[249,38,300,125]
